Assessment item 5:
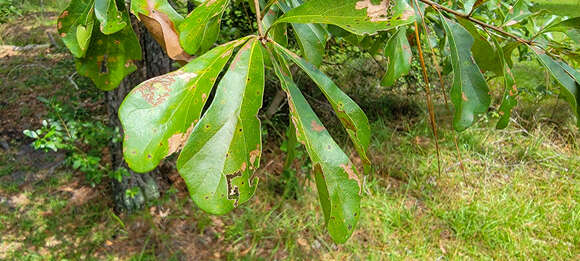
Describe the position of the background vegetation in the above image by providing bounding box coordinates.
[0,0,578,259]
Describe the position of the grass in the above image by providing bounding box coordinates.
[2,112,577,259]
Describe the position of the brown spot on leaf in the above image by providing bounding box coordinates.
[340,163,361,193]
[240,162,247,172]
[400,8,415,20]
[310,120,325,132]
[531,46,545,55]
[167,122,196,156]
[355,0,394,22]
[135,71,179,106]
[249,144,260,165]
[59,10,69,19]
[462,92,468,102]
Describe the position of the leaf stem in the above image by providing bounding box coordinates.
[254,0,265,38]
[418,0,533,45]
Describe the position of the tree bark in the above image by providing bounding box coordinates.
[105,15,173,213]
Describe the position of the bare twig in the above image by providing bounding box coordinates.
[411,0,442,177]
[253,0,265,37]
[419,0,534,45]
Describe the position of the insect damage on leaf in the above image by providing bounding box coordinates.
[340,163,361,193]
[355,0,395,22]
[226,170,242,207]
[249,144,260,167]
[167,122,196,156]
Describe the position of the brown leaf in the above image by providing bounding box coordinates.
[139,0,192,62]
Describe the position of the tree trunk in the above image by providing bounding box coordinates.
[105,16,173,213]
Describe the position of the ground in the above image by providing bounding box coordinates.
[1,5,579,261]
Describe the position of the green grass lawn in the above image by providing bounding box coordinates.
[1,110,578,259]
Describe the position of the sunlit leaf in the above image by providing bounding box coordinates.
[440,13,491,131]
[176,38,264,215]
[119,38,248,173]
[179,0,230,55]
[272,55,361,244]
[381,28,412,87]
[540,17,580,44]
[273,0,415,35]
[530,0,580,17]
[95,0,127,34]
[274,42,371,166]
[58,0,95,58]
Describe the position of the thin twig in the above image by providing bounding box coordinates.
[419,0,534,45]
[411,0,442,177]
[414,0,466,176]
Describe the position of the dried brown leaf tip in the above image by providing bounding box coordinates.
[355,0,395,22]
[141,0,192,62]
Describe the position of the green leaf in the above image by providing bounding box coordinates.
[277,0,327,67]
[131,0,184,23]
[274,43,371,166]
[439,13,491,131]
[381,28,412,87]
[530,0,580,17]
[492,38,518,129]
[131,0,191,62]
[76,16,142,90]
[95,0,127,34]
[465,0,490,14]
[119,38,248,173]
[540,17,580,45]
[263,4,288,47]
[272,55,361,244]
[273,0,416,35]
[532,47,580,126]
[176,38,265,215]
[456,18,502,75]
[503,0,532,26]
[179,0,230,55]
[58,0,95,58]
[284,119,297,170]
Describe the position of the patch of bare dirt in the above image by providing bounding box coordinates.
[0,12,59,46]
